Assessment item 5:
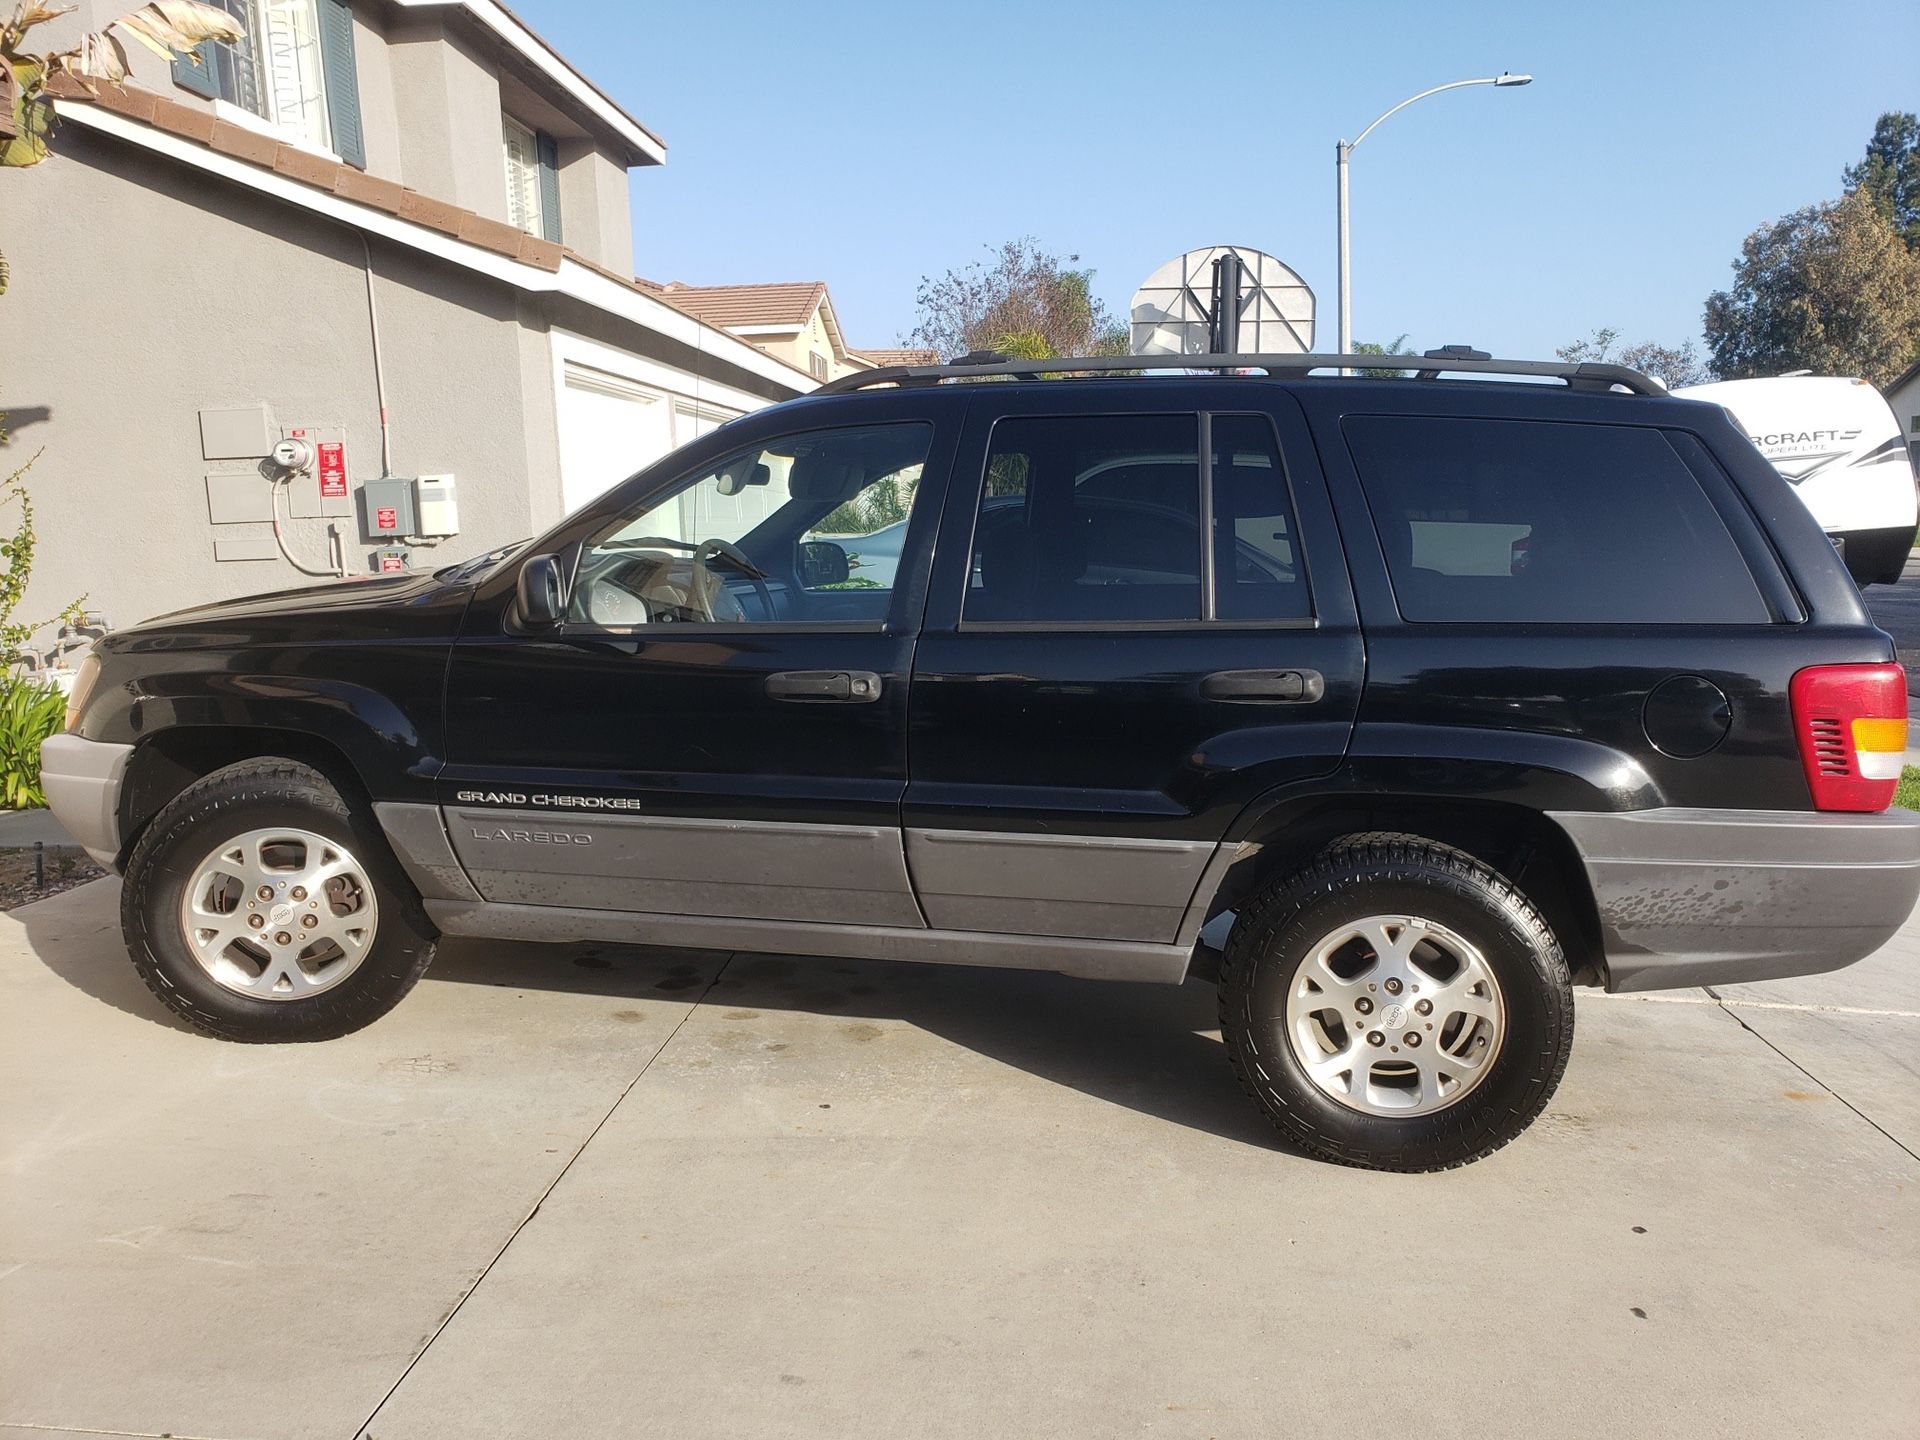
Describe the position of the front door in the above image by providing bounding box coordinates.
[904,383,1364,944]
[441,401,960,926]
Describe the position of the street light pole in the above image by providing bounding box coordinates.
[1335,72,1532,369]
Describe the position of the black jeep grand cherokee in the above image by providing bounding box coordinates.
[42,351,1920,1171]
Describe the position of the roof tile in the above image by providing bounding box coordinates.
[658,281,827,328]
[207,118,278,166]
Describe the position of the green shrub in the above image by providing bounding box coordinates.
[0,678,65,809]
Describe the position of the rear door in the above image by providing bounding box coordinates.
[903,381,1363,944]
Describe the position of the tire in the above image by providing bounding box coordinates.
[120,758,436,1041]
[1219,833,1574,1172]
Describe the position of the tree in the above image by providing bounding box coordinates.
[909,237,1128,361]
[3,2,242,167]
[1350,333,1413,380]
[1556,327,1712,387]
[1843,111,1919,251]
[1704,188,1920,386]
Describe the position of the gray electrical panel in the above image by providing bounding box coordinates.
[205,472,274,524]
[361,478,417,540]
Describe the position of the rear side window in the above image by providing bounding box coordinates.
[1342,416,1771,624]
[967,414,1202,622]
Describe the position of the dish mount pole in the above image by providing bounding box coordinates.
[1208,251,1244,355]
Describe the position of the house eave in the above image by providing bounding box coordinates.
[57,102,809,399]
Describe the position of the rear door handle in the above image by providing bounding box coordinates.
[766,670,883,703]
[1200,668,1325,704]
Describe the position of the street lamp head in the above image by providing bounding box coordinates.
[1494,72,1533,86]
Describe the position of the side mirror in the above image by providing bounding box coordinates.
[796,539,850,589]
[517,553,567,626]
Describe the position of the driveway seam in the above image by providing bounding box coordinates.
[346,956,735,1440]
[1705,987,1920,1164]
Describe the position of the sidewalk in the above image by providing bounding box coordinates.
[0,808,76,849]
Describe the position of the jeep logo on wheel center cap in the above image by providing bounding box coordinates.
[269,902,295,927]
[1380,1002,1408,1030]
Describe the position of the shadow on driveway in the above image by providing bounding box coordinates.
[20,880,1288,1153]
[434,937,1289,1153]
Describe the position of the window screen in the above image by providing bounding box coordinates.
[1211,415,1311,621]
[967,414,1201,622]
[1343,416,1770,624]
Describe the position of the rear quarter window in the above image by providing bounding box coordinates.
[1341,416,1772,624]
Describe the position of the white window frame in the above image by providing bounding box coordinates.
[502,113,545,237]
[217,0,333,152]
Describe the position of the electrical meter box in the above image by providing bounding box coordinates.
[361,478,417,540]
[414,474,459,536]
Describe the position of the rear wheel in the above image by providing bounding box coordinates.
[121,758,435,1041]
[1219,833,1574,1171]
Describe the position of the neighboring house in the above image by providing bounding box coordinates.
[2,0,812,636]
[859,347,941,369]
[649,281,877,383]
[1887,357,1920,475]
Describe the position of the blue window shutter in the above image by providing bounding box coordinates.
[172,40,219,98]
[536,131,562,244]
[317,0,365,168]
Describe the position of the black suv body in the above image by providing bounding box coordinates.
[44,353,1920,1170]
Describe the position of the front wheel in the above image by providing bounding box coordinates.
[1219,833,1574,1171]
[121,758,436,1041]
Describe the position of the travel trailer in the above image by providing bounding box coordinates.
[1676,375,1917,585]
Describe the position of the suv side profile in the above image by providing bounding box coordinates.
[43,351,1920,1171]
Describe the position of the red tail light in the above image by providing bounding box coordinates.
[1789,663,1908,812]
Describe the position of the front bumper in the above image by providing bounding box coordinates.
[1549,807,1920,992]
[39,732,133,868]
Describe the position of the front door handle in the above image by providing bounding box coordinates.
[766,670,883,703]
[1200,668,1325,704]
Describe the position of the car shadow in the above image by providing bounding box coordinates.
[20,880,1290,1154]
[431,934,1292,1154]
[12,879,204,1036]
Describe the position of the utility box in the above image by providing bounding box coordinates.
[361,478,417,540]
[199,404,276,460]
[414,474,459,536]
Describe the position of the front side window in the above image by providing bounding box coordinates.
[570,423,932,629]
[1343,416,1770,624]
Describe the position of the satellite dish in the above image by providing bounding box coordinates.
[1130,245,1315,357]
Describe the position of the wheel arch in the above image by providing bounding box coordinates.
[1197,793,1607,987]
[117,727,375,868]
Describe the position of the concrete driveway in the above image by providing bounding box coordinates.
[2,879,1915,1440]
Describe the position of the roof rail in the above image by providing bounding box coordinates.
[814,351,1666,397]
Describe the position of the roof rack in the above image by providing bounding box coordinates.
[814,348,1666,397]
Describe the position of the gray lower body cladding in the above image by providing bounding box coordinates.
[38,733,133,867]
[1548,807,1920,992]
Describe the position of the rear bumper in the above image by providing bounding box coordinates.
[1549,807,1920,992]
[39,732,133,868]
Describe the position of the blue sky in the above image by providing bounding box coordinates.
[515,0,1917,360]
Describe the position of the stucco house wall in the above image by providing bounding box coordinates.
[1,128,554,628]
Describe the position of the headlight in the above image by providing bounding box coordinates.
[64,653,100,733]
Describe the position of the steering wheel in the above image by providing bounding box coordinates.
[693,538,775,622]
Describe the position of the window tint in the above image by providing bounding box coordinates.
[1211,415,1312,621]
[967,414,1200,623]
[570,423,930,629]
[1343,417,1770,624]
